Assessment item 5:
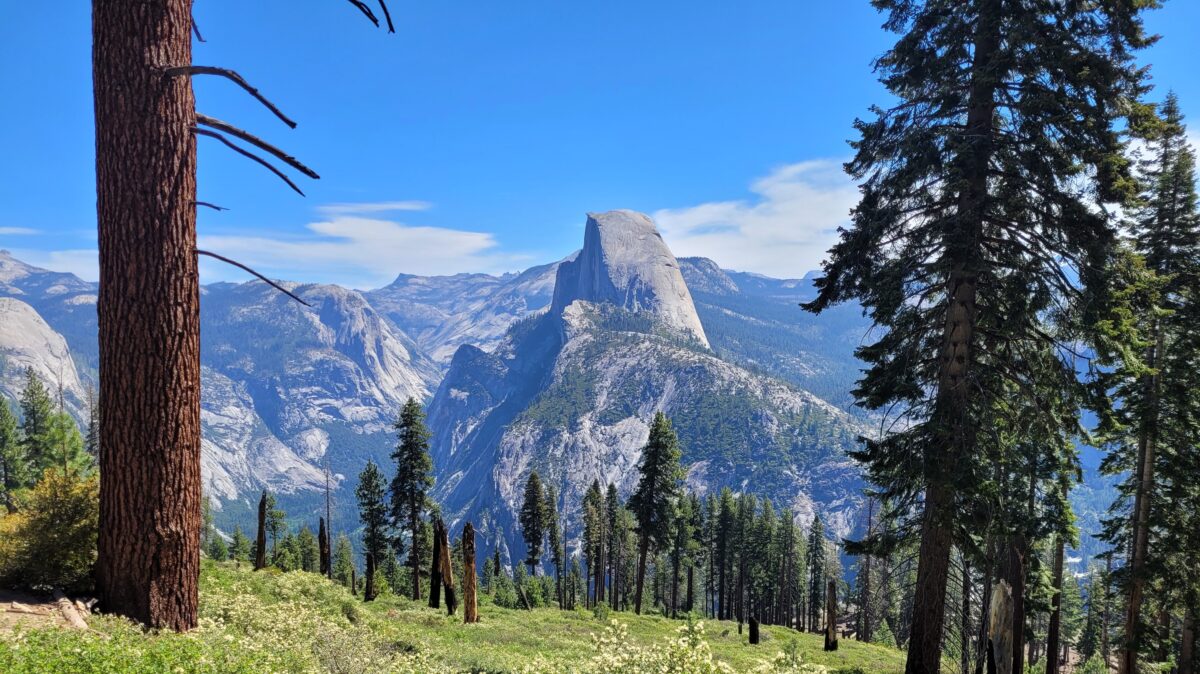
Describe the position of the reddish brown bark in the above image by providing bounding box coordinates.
[93,0,200,632]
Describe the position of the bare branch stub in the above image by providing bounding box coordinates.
[167,66,297,129]
[191,16,206,42]
[346,0,380,27]
[377,1,396,33]
[196,113,319,179]
[193,201,228,211]
[193,127,306,196]
[196,249,311,307]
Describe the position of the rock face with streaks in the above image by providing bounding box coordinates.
[426,212,863,563]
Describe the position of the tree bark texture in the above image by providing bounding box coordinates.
[634,533,649,614]
[825,579,839,652]
[364,552,376,601]
[463,522,479,624]
[94,0,201,632]
[989,581,1014,674]
[1181,608,1195,674]
[437,519,456,615]
[1045,536,1065,674]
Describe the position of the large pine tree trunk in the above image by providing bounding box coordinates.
[963,558,972,674]
[463,523,479,624]
[364,553,376,601]
[989,581,1014,674]
[1045,536,1065,674]
[1180,608,1195,674]
[907,1,999,669]
[94,0,200,632]
[634,533,649,614]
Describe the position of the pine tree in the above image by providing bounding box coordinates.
[332,533,354,589]
[254,491,268,570]
[582,479,606,605]
[390,398,433,601]
[18,368,55,476]
[606,483,622,610]
[356,460,389,601]
[297,526,319,573]
[206,535,228,562]
[519,471,546,575]
[0,401,27,513]
[200,494,214,551]
[544,484,564,606]
[229,525,251,564]
[806,516,826,633]
[802,2,1154,669]
[630,412,683,614]
[716,487,735,620]
[1094,92,1200,674]
[42,412,90,476]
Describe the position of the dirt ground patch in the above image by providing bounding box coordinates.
[0,590,72,631]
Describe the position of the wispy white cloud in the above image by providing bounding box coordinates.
[315,201,433,215]
[8,248,99,281]
[199,214,533,289]
[0,227,39,235]
[653,160,857,278]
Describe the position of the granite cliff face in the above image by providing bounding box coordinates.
[426,212,864,561]
[552,210,709,347]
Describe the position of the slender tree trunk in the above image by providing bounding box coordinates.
[718,548,727,620]
[1045,536,1065,674]
[976,542,996,674]
[254,493,268,570]
[438,521,456,615]
[686,565,695,614]
[364,553,376,601]
[318,517,330,577]
[671,550,680,618]
[410,507,422,600]
[93,0,200,632]
[1123,328,1164,674]
[463,523,479,624]
[908,0,999,668]
[1180,608,1196,674]
[634,533,649,614]
[429,519,442,609]
[1007,537,1027,674]
[1102,555,1112,665]
[826,579,839,651]
[963,557,972,674]
[350,566,357,596]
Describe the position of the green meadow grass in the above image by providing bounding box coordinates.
[0,561,905,673]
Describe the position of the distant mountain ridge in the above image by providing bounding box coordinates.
[0,227,872,557]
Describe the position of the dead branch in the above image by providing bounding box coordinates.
[377,1,396,33]
[346,0,380,27]
[167,66,297,129]
[191,16,205,43]
[193,128,305,196]
[193,201,228,212]
[196,249,311,307]
[196,114,319,179]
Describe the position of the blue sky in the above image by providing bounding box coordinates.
[1,1,1197,288]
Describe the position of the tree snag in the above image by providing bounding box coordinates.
[463,522,478,624]
[824,579,838,652]
[438,520,456,615]
[254,491,268,570]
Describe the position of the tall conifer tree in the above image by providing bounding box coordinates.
[630,412,682,614]
[390,398,433,600]
[803,2,1154,670]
